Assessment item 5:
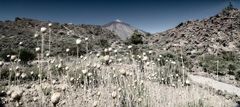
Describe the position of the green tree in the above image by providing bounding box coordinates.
[129,30,143,45]
[19,48,36,64]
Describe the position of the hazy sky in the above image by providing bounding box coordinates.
[0,0,239,33]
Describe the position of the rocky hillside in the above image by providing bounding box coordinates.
[0,17,121,56]
[149,6,240,59]
[103,19,148,40]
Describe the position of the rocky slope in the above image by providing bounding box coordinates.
[149,7,240,59]
[0,17,121,56]
[103,19,148,40]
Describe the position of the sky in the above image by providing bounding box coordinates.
[0,0,239,33]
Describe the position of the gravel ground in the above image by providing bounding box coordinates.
[188,74,240,97]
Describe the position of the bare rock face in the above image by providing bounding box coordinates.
[149,7,240,59]
[103,19,148,40]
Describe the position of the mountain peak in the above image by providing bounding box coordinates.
[103,20,147,40]
[115,19,122,23]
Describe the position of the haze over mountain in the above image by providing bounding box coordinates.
[103,19,148,40]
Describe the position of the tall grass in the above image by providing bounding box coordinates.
[0,27,237,107]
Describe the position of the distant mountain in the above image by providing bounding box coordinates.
[0,17,121,56]
[103,19,148,40]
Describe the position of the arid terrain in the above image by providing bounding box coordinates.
[0,4,240,107]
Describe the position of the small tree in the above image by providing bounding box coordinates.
[129,30,143,45]
[19,48,36,64]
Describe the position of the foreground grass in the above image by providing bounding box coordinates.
[0,55,236,107]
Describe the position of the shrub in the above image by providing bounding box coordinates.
[235,70,240,80]
[19,48,36,64]
[199,52,240,78]
[99,39,110,48]
[0,66,15,80]
[128,30,143,45]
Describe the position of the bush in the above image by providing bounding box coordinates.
[19,48,36,64]
[99,39,110,48]
[128,30,143,45]
[235,70,240,80]
[199,52,240,77]
[0,66,15,80]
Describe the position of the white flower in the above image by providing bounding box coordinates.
[48,23,52,27]
[186,79,190,85]
[138,98,142,102]
[46,52,50,57]
[120,69,126,76]
[85,38,89,41]
[16,66,20,71]
[82,69,88,75]
[50,59,55,64]
[176,74,179,77]
[40,27,47,32]
[76,39,81,45]
[57,63,62,69]
[96,64,101,69]
[80,55,83,59]
[171,61,176,65]
[0,61,4,66]
[142,56,148,61]
[70,77,74,82]
[114,49,118,53]
[137,55,141,59]
[83,56,87,61]
[159,55,162,58]
[65,66,69,71]
[148,50,153,54]
[16,72,20,77]
[128,45,132,49]
[108,48,112,52]
[96,53,100,57]
[104,55,110,61]
[21,73,27,79]
[143,52,146,56]
[104,48,108,52]
[19,42,23,45]
[67,30,73,36]
[146,62,150,66]
[34,33,39,38]
[117,58,122,62]
[87,72,92,77]
[66,48,70,52]
[35,47,40,52]
[30,71,34,75]
[10,55,16,60]
[93,101,98,107]
[111,91,117,99]
[97,92,101,96]
[51,92,61,105]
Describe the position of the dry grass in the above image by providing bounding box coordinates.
[0,26,238,107]
[0,55,236,107]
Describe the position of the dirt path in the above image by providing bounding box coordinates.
[188,74,240,97]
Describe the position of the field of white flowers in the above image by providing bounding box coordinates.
[0,25,238,107]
